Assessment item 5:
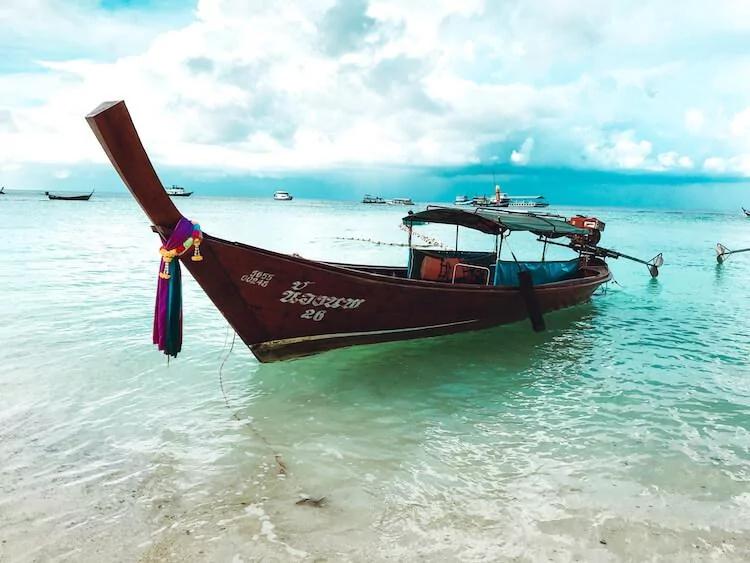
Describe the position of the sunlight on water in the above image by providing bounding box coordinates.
[1,193,750,562]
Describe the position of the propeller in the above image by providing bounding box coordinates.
[715,243,750,264]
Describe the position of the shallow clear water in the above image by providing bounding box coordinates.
[1,192,749,562]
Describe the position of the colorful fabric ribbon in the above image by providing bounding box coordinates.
[153,217,203,357]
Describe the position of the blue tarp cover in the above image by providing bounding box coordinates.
[494,259,579,286]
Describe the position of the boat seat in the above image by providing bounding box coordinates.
[408,249,495,284]
[420,256,493,284]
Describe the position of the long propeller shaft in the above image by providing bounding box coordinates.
[541,238,663,277]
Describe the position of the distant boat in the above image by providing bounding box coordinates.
[45,190,94,201]
[465,195,503,207]
[387,197,414,206]
[455,196,481,206]
[467,187,510,208]
[273,190,293,201]
[165,185,193,197]
[362,194,386,204]
[464,186,550,208]
[742,207,750,217]
[507,196,550,208]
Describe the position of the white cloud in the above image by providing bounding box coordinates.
[703,154,750,175]
[584,130,653,170]
[678,155,694,168]
[0,0,190,73]
[703,157,728,173]
[656,151,694,169]
[684,109,705,134]
[510,138,534,165]
[1,0,750,177]
[730,107,750,137]
[54,169,70,179]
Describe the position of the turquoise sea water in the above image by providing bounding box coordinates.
[1,191,750,562]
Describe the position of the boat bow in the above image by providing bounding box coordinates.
[85,101,269,353]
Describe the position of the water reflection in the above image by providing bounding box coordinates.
[647,277,661,294]
[714,262,725,283]
[245,305,599,407]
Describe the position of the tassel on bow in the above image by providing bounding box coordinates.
[153,217,203,357]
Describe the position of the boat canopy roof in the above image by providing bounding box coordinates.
[402,206,588,237]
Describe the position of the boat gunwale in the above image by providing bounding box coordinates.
[198,231,611,292]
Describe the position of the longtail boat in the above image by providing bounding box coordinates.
[45,190,94,201]
[85,100,664,363]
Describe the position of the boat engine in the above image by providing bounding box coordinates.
[568,215,606,246]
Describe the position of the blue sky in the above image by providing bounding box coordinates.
[1,0,750,209]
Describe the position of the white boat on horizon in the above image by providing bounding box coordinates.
[387,197,414,205]
[165,185,193,197]
[472,186,511,207]
[273,190,293,201]
[507,195,550,208]
[456,185,550,208]
[362,194,387,204]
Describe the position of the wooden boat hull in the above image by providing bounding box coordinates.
[46,193,93,201]
[177,235,609,362]
[84,100,611,363]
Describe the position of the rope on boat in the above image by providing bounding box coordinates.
[333,236,421,247]
[398,223,450,249]
[332,225,449,249]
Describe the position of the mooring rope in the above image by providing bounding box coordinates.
[218,329,236,412]
[333,225,449,249]
[215,331,324,505]
[216,330,292,479]
[398,224,450,249]
[333,236,420,247]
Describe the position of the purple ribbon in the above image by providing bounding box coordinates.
[153,217,195,357]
